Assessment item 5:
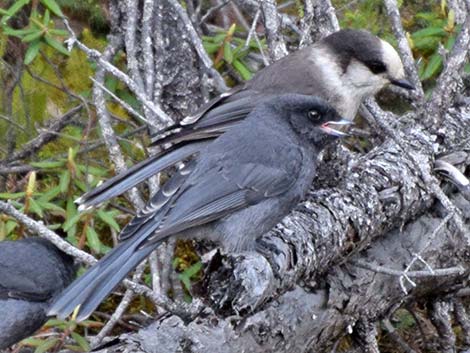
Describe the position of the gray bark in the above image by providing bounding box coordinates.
[78,1,470,352]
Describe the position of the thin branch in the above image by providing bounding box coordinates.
[89,77,151,127]
[299,0,314,47]
[244,9,269,66]
[382,319,418,353]
[63,19,172,126]
[351,260,464,282]
[91,261,146,347]
[0,200,95,264]
[167,0,228,93]
[430,301,456,353]
[259,0,288,61]
[200,0,231,24]
[453,299,470,349]
[364,99,470,244]
[0,199,180,314]
[426,9,470,126]
[2,105,83,163]
[382,0,425,102]
[124,0,145,92]
[142,0,155,98]
[91,35,145,210]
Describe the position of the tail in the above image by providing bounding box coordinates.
[48,223,164,321]
[76,141,209,210]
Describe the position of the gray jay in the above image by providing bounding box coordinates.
[0,238,75,349]
[76,29,413,210]
[49,94,351,321]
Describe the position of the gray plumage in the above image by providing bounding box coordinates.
[76,29,413,210]
[0,238,75,350]
[49,94,350,321]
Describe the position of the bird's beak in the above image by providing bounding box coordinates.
[321,119,353,137]
[390,78,414,90]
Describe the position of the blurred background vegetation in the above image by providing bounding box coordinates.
[0,0,469,351]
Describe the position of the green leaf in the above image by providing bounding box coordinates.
[34,338,59,353]
[232,59,252,80]
[184,261,202,277]
[203,42,221,55]
[29,198,44,217]
[5,0,30,17]
[44,35,70,56]
[3,26,36,37]
[20,337,44,346]
[30,160,65,168]
[59,170,71,193]
[40,0,64,17]
[0,221,5,241]
[23,30,43,42]
[24,39,41,65]
[223,42,233,64]
[48,28,68,36]
[6,220,17,235]
[43,9,50,25]
[38,186,62,202]
[422,54,443,80]
[76,164,108,177]
[63,212,82,232]
[71,332,90,352]
[85,226,102,253]
[36,200,65,215]
[412,36,441,52]
[44,318,68,328]
[412,27,446,39]
[465,63,470,73]
[445,35,456,50]
[179,273,191,291]
[0,192,26,199]
[178,262,202,291]
[97,209,120,231]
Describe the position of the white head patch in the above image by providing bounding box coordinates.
[380,39,406,80]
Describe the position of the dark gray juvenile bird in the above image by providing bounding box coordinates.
[0,237,75,350]
[76,29,413,210]
[49,94,351,321]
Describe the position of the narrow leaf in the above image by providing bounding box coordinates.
[34,338,59,353]
[24,40,41,64]
[97,209,120,231]
[223,42,233,64]
[59,170,71,193]
[30,160,65,168]
[422,54,443,80]
[71,332,90,352]
[63,212,81,232]
[6,0,30,17]
[44,35,70,56]
[232,59,252,80]
[85,226,102,253]
[40,0,64,17]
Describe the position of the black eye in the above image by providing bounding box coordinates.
[367,60,387,74]
[309,110,321,122]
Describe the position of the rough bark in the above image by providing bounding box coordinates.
[2,0,470,352]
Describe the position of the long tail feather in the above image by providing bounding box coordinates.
[48,223,164,320]
[76,141,209,210]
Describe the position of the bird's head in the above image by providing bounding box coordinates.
[274,94,352,148]
[321,29,414,98]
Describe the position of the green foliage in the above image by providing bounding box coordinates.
[19,317,102,352]
[203,23,266,82]
[1,148,118,255]
[407,4,459,82]
[1,1,69,65]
